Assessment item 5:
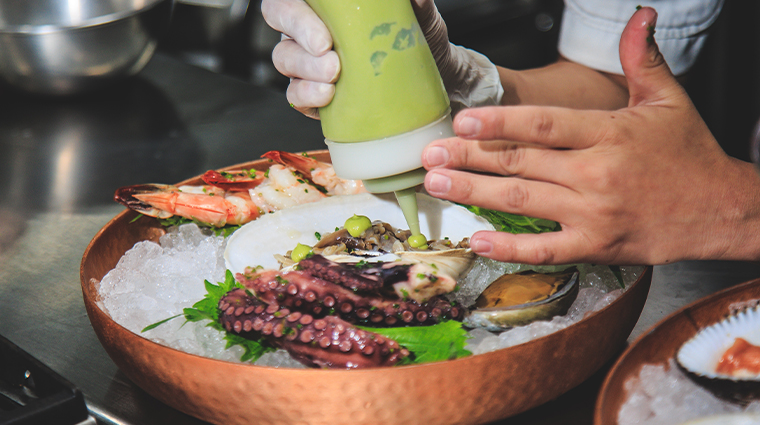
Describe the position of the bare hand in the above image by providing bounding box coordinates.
[422,7,760,265]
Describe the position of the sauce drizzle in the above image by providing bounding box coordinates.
[716,337,760,376]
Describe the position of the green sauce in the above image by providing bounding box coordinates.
[344,214,372,237]
[394,188,428,249]
[291,243,313,262]
[305,0,450,142]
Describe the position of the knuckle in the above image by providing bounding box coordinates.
[496,145,525,175]
[272,42,297,76]
[500,182,529,210]
[455,177,476,203]
[451,139,472,166]
[259,0,275,23]
[285,83,301,105]
[529,111,556,142]
[596,114,630,147]
[313,52,340,82]
[528,245,555,265]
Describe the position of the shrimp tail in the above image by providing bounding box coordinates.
[261,151,320,179]
[114,184,178,219]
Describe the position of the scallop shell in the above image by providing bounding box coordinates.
[463,268,580,331]
[676,304,760,402]
[224,192,493,274]
[395,248,477,280]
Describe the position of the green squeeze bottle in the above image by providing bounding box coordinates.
[305,0,455,249]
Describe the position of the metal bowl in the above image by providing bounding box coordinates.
[81,151,653,425]
[595,277,760,425]
[0,0,173,95]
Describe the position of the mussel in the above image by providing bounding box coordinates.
[464,268,580,331]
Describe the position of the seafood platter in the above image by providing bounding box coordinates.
[81,150,652,425]
[595,277,760,425]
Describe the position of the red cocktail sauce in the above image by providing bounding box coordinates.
[716,338,760,376]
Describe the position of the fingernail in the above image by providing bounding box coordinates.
[457,116,482,137]
[426,172,451,195]
[424,146,449,168]
[470,237,493,255]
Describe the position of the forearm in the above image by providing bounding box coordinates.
[498,58,629,110]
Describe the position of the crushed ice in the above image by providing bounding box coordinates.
[618,360,760,424]
[98,223,642,368]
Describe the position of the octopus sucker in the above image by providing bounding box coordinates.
[219,288,408,369]
[236,258,464,327]
[297,255,384,292]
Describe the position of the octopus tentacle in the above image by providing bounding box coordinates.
[298,254,458,303]
[219,288,409,369]
[297,254,402,292]
[237,269,464,326]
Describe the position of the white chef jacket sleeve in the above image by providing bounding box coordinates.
[558,0,724,76]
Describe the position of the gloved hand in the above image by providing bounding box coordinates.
[261,0,504,119]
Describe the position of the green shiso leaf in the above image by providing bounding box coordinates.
[142,270,276,362]
[463,204,626,288]
[141,314,182,333]
[156,216,240,237]
[608,265,626,289]
[359,320,472,365]
[460,204,560,234]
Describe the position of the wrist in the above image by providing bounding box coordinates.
[698,159,760,262]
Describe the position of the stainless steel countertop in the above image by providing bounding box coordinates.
[1,54,758,425]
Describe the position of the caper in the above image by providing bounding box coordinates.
[344,214,372,237]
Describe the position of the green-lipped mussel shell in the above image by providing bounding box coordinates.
[464,268,580,331]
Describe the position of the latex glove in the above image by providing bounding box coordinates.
[411,0,504,114]
[261,0,338,119]
[421,7,760,265]
[262,0,503,119]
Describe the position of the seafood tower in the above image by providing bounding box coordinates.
[307,0,455,247]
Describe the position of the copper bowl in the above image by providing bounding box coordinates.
[81,151,653,425]
[594,277,760,425]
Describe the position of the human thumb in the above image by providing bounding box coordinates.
[619,7,680,106]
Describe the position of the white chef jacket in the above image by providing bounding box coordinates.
[558,0,725,75]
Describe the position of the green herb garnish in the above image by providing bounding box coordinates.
[155,216,240,237]
[461,204,560,234]
[359,320,471,365]
[141,270,276,362]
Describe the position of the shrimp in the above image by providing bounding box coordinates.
[262,151,366,196]
[114,184,261,227]
[247,164,326,213]
[114,152,361,227]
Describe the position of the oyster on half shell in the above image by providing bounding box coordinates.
[676,303,760,403]
[224,192,493,276]
[464,268,580,331]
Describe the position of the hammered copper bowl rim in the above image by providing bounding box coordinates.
[81,150,653,425]
[594,277,760,425]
